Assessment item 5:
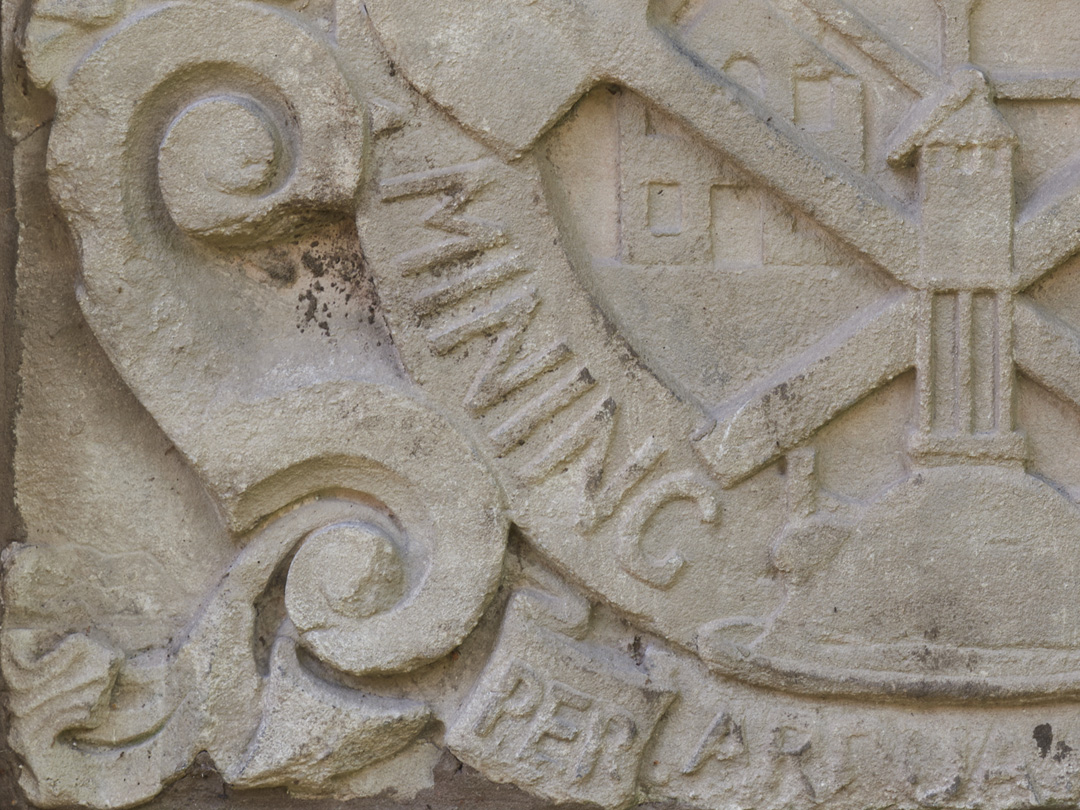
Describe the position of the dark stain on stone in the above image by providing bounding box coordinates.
[1055,740,1073,762]
[283,222,380,339]
[1034,723,1053,758]
[298,289,318,326]
[301,251,328,277]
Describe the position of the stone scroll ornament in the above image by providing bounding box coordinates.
[14,0,1080,808]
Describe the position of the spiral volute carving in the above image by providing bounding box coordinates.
[47,1,365,253]
[26,5,509,806]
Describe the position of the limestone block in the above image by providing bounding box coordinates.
[9,0,1080,808]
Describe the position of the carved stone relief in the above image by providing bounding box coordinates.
[8,0,1080,808]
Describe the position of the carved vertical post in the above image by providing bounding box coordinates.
[935,0,981,71]
[917,289,1015,445]
[889,65,1023,465]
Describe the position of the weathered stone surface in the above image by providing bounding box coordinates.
[8,0,1080,808]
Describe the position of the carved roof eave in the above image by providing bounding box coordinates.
[886,67,1016,167]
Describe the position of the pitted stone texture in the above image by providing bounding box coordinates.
[159,96,286,232]
[286,522,407,625]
